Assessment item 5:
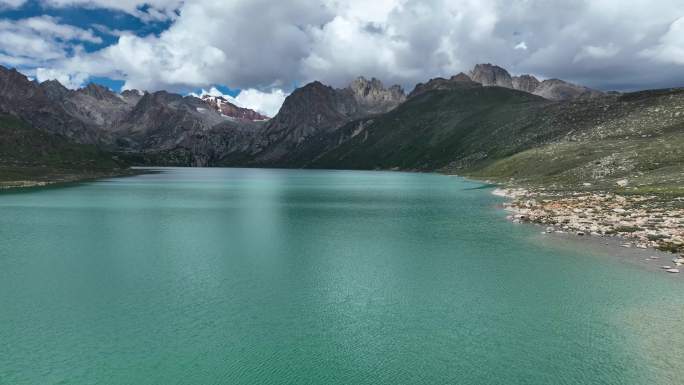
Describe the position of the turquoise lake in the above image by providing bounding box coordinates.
[1,167,683,384]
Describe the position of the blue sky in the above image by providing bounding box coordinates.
[0,0,171,91]
[0,0,286,115]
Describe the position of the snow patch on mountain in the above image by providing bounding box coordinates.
[190,87,288,117]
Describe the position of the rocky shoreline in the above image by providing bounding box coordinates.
[494,187,684,274]
[0,168,141,191]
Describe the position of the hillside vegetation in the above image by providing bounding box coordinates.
[295,86,684,196]
[466,89,684,196]
[0,115,128,188]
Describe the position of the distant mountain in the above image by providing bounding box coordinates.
[3,62,682,193]
[0,65,267,166]
[408,73,480,98]
[2,62,608,169]
[469,63,514,88]
[284,85,549,169]
[511,74,540,94]
[39,79,69,101]
[200,95,269,121]
[249,76,405,163]
[0,113,127,187]
[532,78,604,100]
[347,76,406,114]
[0,66,102,143]
[54,83,135,131]
[282,81,683,192]
[114,91,226,152]
[468,63,604,101]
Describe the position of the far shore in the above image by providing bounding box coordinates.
[0,168,146,192]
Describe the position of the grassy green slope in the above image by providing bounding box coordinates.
[471,124,684,195]
[468,89,684,195]
[299,86,684,195]
[0,114,128,186]
[298,86,552,170]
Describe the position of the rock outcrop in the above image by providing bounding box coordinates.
[115,91,226,149]
[59,83,134,131]
[469,63,514,88]
[0,66,100,143]
[511,75,541,94]
[347,76,406,114]
[120,89,145,106]
[39,79,69,102]
[252,77,405,162]
[408,73,481,98]
[533,78,605,101]
[467,63,604,101]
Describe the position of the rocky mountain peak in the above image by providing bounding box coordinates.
[469,63,513,88]
[511,74,540,94]
[200,94,269,121]
[349,76,384,95]
[408,72,481,98]
[39,79,69,101]
[120,89,145,106]
[450,72,473,82]
[466,63,604,101]
[80,83,117,101]
[254,77,406,162]
[0,65,101,142]
[533,78,604,101]
[347,76,406,113]
[0,65,43,100]
[269,80,345,127]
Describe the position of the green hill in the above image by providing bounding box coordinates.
[295,86,684,195]
[465,89,684,195]
[0,115,128,188]
[293,86,551,170]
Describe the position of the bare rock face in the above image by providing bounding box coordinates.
[409,72,481,98]
[532,79,605,101]
[467,63,604,101]
[114,91,265,166]
[469,63,513,88]
[0,65,100,143]
[254,81,353,161]
[512,75,541,94]
[0,66,266,166]
[116,91,225,146]
[347,76,406,114]
[253,78,405,162]
[39,80,69,102]
[121,89,145,106]
[60,83,134,130]
[200,95,269,121]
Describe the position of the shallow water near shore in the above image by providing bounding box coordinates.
[1,168,683,385]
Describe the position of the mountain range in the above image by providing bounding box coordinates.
[1,63,682,194]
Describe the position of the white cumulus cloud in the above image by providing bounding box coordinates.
[192,87,288,117]
[514,41,528,50]
[4,0,684,104]
[231,88,288,117]
[0,16,101,71]
[35,67,89,89]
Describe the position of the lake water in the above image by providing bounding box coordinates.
[1,168,683,385]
